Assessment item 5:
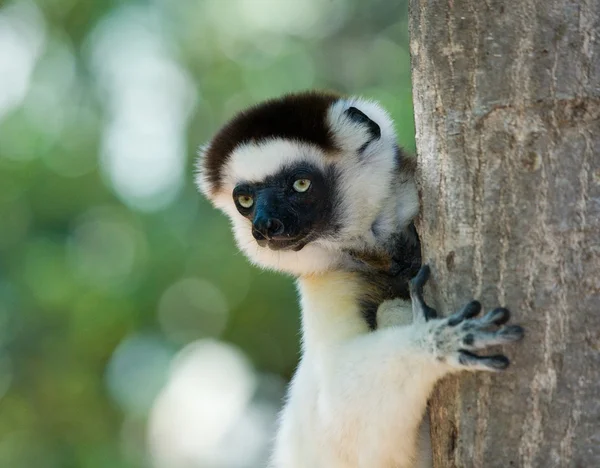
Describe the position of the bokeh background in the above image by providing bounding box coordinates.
[0,0,415,466]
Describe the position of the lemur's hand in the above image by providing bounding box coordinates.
[409,265,525,371]
[430,302,524,371]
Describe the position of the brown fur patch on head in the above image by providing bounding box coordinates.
[395,146,417,177]
[200,90,343,195]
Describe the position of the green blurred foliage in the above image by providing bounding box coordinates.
[0,0,414,466]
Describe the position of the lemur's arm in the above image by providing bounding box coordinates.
[326,266,523,466]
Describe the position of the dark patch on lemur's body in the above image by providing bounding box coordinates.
[351,222,422,330]
[370,217,382,239]
[350,148,421,329]
[345,107,381,141]
[394,146,417,176]
[463,334,475,346]
[202,91,342,193]
[358,272,411,330]
[344,106,381,153]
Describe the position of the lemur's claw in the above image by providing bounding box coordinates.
[447,300,481,326]
[409,264,431,291]
[458,351,510,371]
[409,265,437,321]
[483,307,511,326]
[498,324,525,342]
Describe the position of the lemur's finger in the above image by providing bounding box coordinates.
[422,305,437,321]
[461,325,525,350]
[477,307,511,327]
[458,351,510,371]
[498,325,525,342]
[409,264,431,292]
[447,300,481,326]
[409,265,437,322]
[410,295,437,323]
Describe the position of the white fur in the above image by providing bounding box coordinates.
[228,212,345,276]
[194,143,215,198]
[270,272,444,468]
[224,140,328,189]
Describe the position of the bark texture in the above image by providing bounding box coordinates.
[409,0,600,467]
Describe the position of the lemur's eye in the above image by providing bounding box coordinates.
[293,179,311,193]
[238,195,254,208]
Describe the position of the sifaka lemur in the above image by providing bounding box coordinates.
[196,91,524,468]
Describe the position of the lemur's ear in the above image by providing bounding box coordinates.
[344,106,381,141]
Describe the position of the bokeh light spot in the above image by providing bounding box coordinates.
[105,333,175,416]
[86,4,197,212]
[148,340,260,468]
[0,1,46,123]
[67,207,146,293]
[158,277,229,344]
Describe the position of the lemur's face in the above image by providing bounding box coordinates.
[196,92,401,275]
[231,161,338,252]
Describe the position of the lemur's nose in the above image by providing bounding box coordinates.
[253,216,285,240]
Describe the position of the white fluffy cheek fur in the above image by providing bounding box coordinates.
[395,178,419,227]
[228,212,342,276]
[329,144,397,243]
[337,151,396,239]
[194,143,213,197]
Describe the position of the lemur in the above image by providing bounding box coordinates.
[196,91,524,468]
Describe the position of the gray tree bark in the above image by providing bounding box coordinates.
[409,0,600,467]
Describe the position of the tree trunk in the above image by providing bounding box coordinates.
[409,0,600,467]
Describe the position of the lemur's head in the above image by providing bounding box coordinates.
[196,91,416,276]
